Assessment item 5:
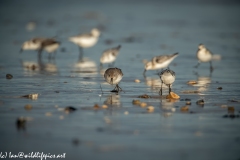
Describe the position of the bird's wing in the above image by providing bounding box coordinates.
[41,39,59,46]
[153,55,170,63]
[111,48,120,56]
[153,53,178,63]
[206,48,213,55]
[102,48,112,56]
[76,33,92,38]
[32,38,46,43]
[102,48,119,57]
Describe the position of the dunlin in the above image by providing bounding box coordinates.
[104,68,123,92]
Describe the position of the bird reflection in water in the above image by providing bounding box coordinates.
[144,76,168,93]
[196,76,211,93]
[74,57,97,74]
[103,93,121,115]
[21,60,39,72]
[104,93,121,106]
[160,98,178,118]
[193,71,212,94]
[20,57,58,75]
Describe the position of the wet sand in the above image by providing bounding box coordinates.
[0,0,240,160]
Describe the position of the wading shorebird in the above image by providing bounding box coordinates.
[20,38,60,59]
[104,68,123,93]
[100,45,121,67]
[159,69,175,95]
[38,39,60,59]
[20,37,46,52]
[69,28,101,60]
[195,44,213,72]
[143,52,178,75]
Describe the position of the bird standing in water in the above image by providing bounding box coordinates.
[195,44,213,72]
[159,69,175,95]
[104,68,123,93]
[20,38,60,59]
[38,39,60,59]
[143,52,178,76]
[100,45,121,67]
[69,28,100,61]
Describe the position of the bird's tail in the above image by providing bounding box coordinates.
[116,45,121,50]
[172,52,179,56]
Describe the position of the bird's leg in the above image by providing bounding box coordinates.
[111,85,118,92]
[168,84,171,94]
[143,69,146,77]
[38,49,43,59]
[52,53,56,63]
[209,61,214,72]
[159,82,163,96]
[159,79,163,96]
[117,84,122,91]
[79,47,83,61]
[194,61,200,68]
[110,94,113,104]
[116,85,120,92]
[48,53,51,61]
[209,70,212,78]
[53,51,57,59]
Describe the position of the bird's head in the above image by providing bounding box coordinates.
[145,61,152,70]
[91,28,101,37]
[21,40,41,50]
[198,44,205,50]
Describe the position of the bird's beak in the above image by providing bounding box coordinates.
[111,78,113,84]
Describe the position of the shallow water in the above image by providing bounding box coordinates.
[0,0,240,160]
